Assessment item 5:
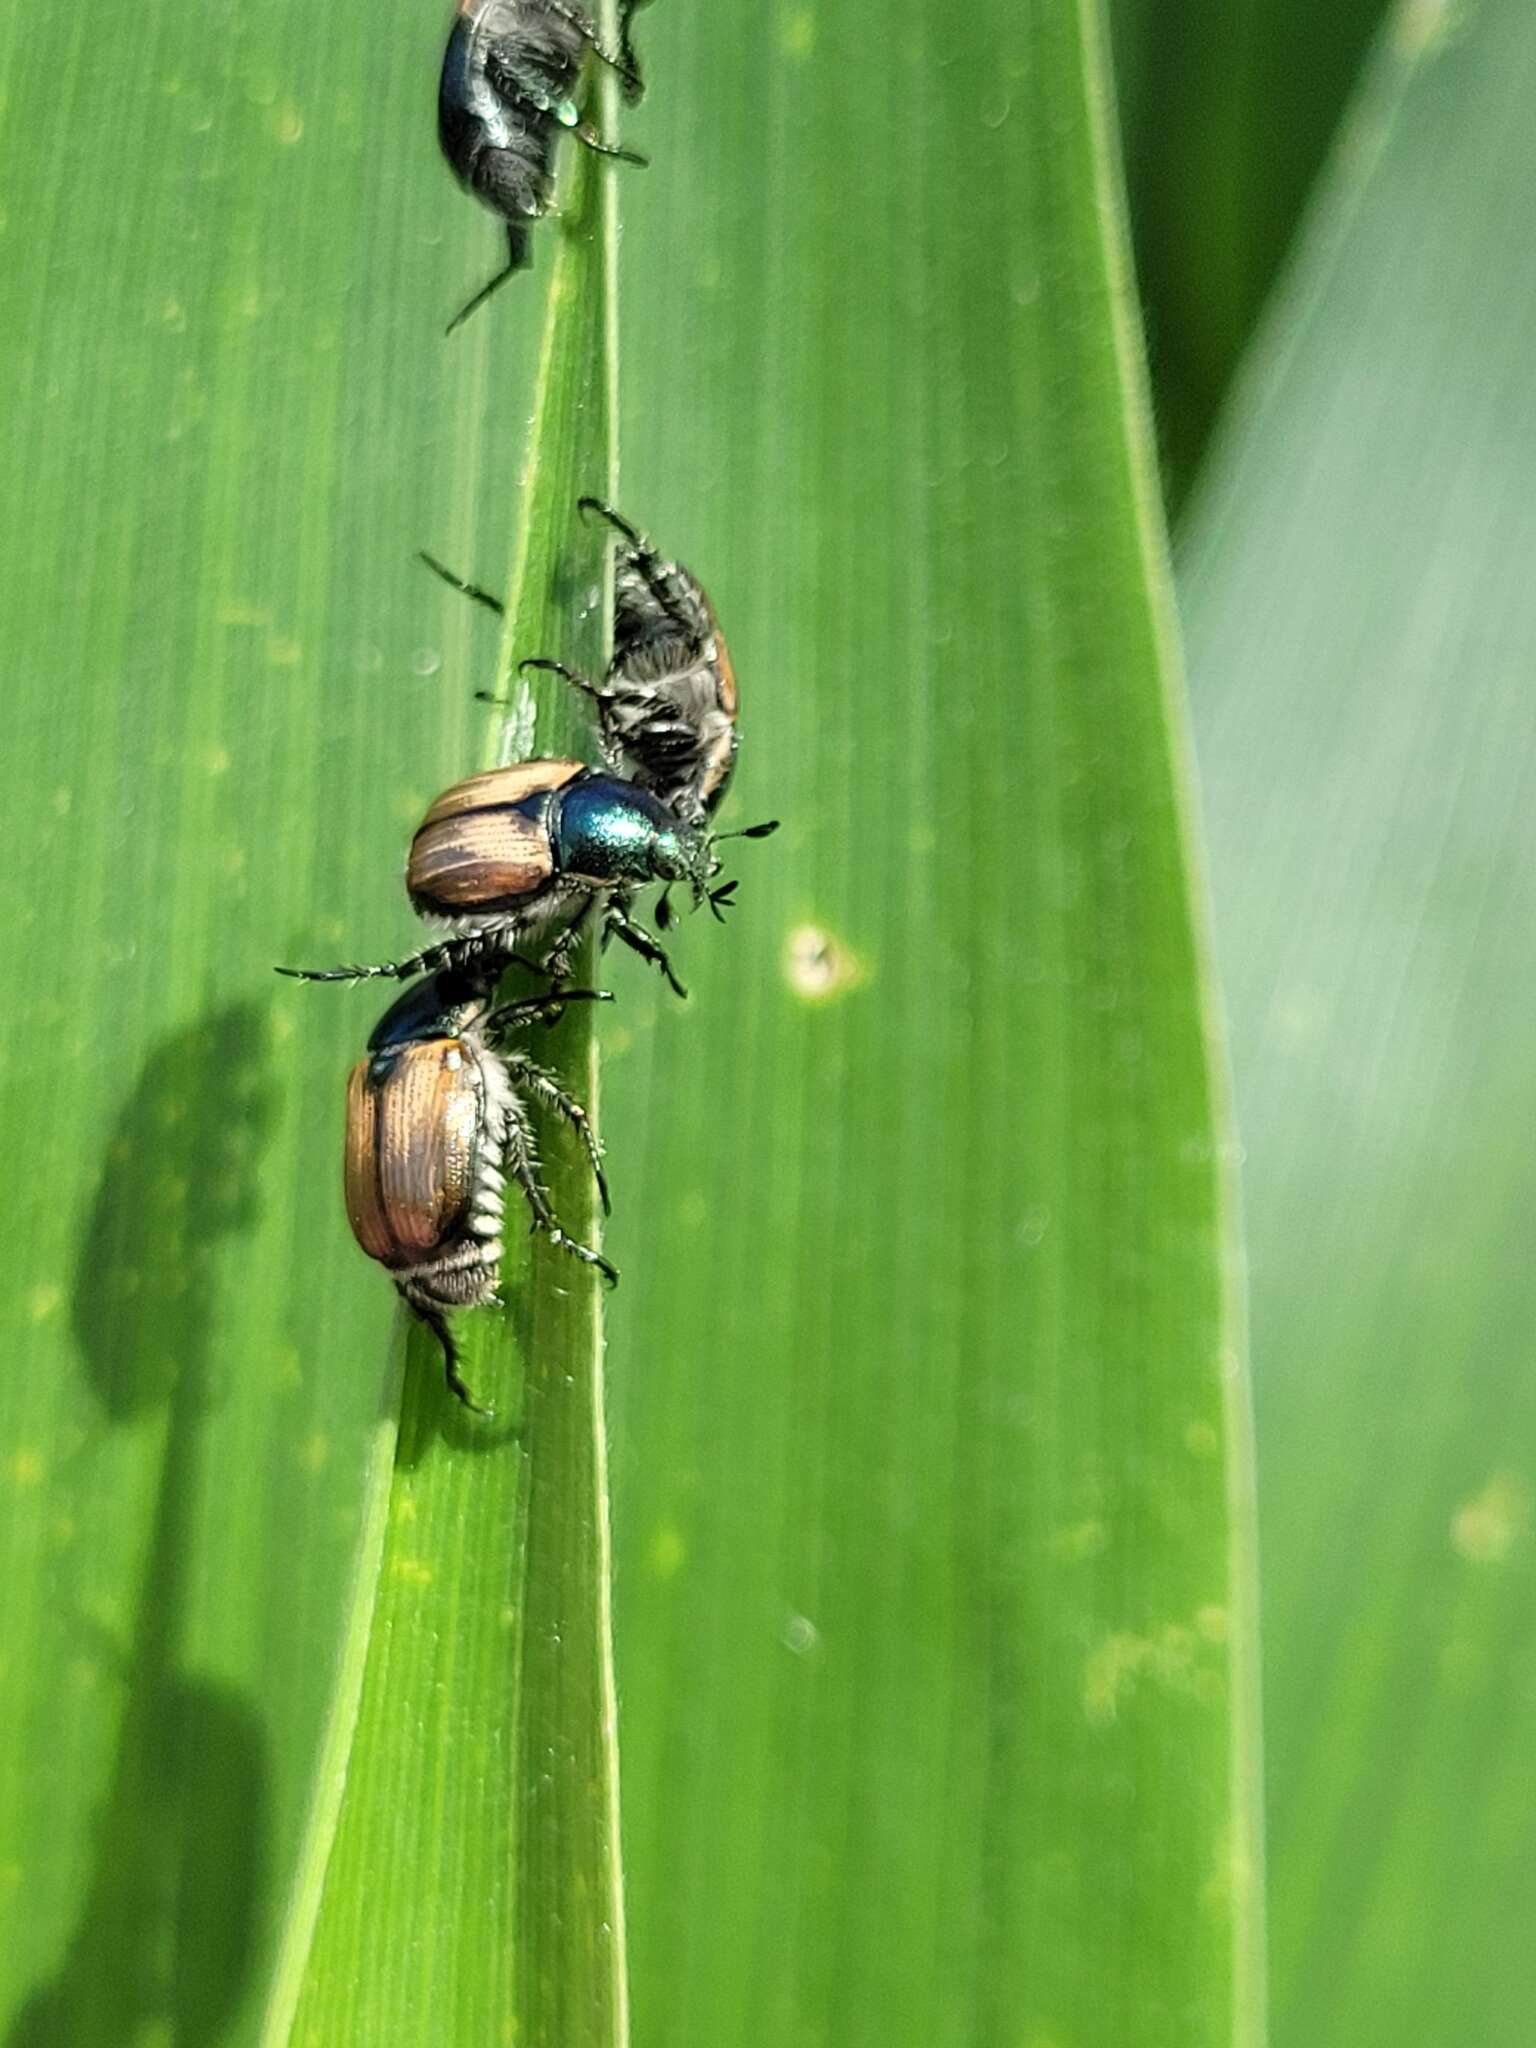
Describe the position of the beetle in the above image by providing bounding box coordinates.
[440,0,649,332]
[280,759,729,997]
[344,970,613,1413]
[427,496,741,830]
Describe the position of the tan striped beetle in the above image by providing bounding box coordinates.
[344,969,611,1412]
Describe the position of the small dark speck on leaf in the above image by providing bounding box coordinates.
[785,924,865,1002]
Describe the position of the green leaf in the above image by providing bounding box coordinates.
[599,2,1263,2043]
[1181,5,1536,2043]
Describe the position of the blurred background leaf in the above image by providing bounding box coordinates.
[1181,3,1536,2042]
[1109,0,1392,500]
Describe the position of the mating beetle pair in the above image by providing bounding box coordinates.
[344,970,613,1413]
[294,499,773,1000]
[301,503,774,1409]
[440,0,651,330]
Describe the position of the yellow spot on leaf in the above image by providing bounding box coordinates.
[782,1613,820,1655]
[1083,1619,1212,1725]
[1184,1419,1219,1458]
[27,1285,61,1323]
[206,746,231,776]
[785,923,867,1001]
[1049,1519,1108,1561]
[646,1523,686,1579]
[10,1450,43,1488]
[299,1431,329,1473]
[1451,1471,1529,1564]
[392,1556,433,1588]
[781,9,815,56]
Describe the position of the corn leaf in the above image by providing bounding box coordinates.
[599,2,1264,2042]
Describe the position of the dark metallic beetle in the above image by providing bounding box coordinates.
[535,498,739,827]
[344,971,612,1412]
[440,0,649,332]
[281,759,719,996]
[426,497,741,829]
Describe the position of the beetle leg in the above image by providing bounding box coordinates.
[537,0,645,100]
[576,495,646,549]
[520,654,603,703]
[401,1294,492,1417]
[446,224,531,335]
[276,955,426,984]
[419,551,505,615]
[616,0,651,100]
[576,497,699,641]
[485,988,611,1034]
[505,1054,611,1216]
[501,1096,619,1283]
[535,894,600,987]
[519,658,626,773]
[483,45,572,120]
[276,934,543,986]
[604,898,687,998]
[480,47,644,155]
[568,124,646,165]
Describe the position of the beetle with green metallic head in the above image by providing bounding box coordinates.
[281,758,728,997]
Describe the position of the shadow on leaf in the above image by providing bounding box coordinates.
[10,1001,278,2045]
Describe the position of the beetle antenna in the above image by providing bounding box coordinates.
[712,818,780,845]
[707,879,740,922]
